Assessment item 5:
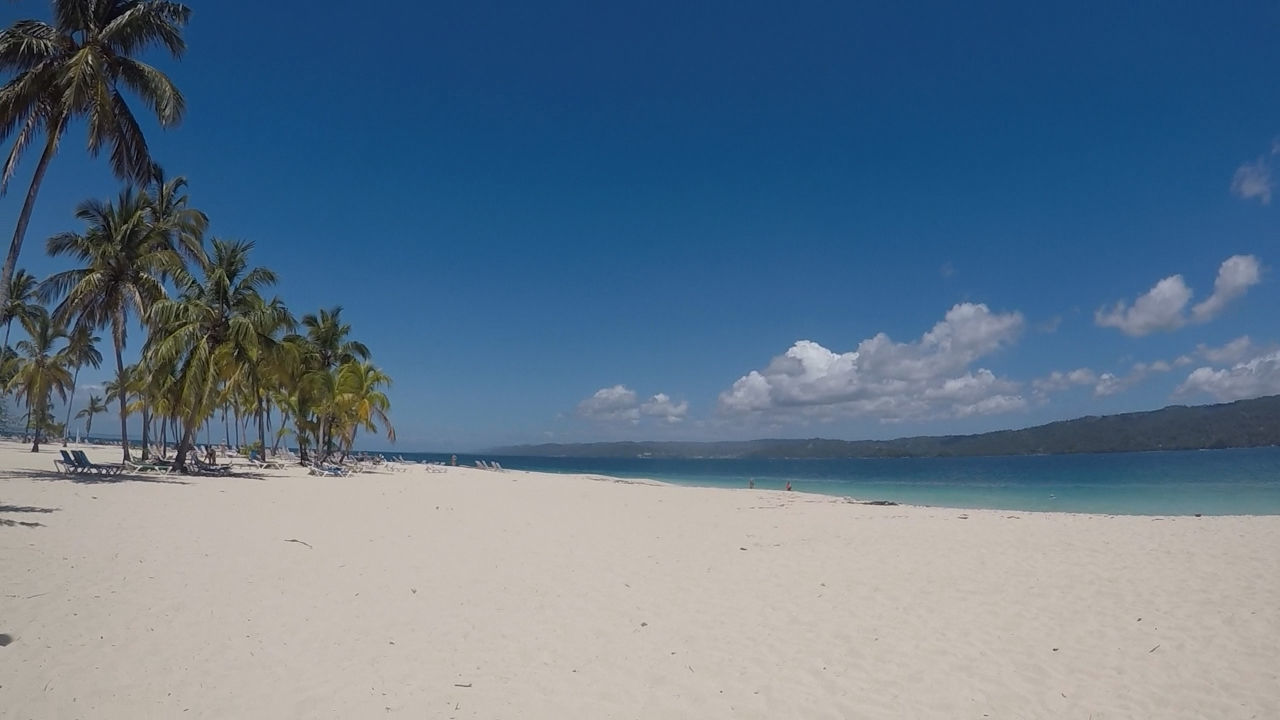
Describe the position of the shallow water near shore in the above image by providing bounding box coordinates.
[396,446,1280,515]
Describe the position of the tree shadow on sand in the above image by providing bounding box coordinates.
[1,468,191,486]
[0,501,58,528]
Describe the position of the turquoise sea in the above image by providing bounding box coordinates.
[393,447,1280,516]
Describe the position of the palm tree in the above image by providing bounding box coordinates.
[147,239,284,470]
[333,360,395,456]
[61,323,101,445]
[4,310,72,451]
[41,189,184,461]
[146,168,207,267]
[291,306,370,461]
[76,393,107,438]
[1,268,40,349]
[0,1,192,315]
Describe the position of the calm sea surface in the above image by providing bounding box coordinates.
[389,447,1280,516]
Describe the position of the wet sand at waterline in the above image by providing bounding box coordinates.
[2,440,1277,718]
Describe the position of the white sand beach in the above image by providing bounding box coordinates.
[2,441,1278,719]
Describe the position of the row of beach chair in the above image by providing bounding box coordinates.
[54,449,124,476]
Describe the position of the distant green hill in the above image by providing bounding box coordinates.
[495,395,1280,459]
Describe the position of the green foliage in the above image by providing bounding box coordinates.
[0,0,194,329]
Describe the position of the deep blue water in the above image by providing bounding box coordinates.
[385,447,1280,515]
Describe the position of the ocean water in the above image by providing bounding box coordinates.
[388,447,1280,516]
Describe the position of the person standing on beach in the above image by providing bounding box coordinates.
[785,481,792,491]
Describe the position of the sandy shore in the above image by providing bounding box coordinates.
[2,441,1278,718]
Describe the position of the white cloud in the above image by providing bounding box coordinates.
[1195,335,1254,365]
[1232,157,1272,205]
[576,385,640,422]
[1189,255,1261,323]
[719,303,1026,421]
[1095,255,1262,336]
[1032,368,1098,396]
[1092,360,1173,397]
[1093,372,1124,397]
[1094,275,1192,336]
[639,393,689,424]
[1177,350,1280,401]
[577,385,688,425]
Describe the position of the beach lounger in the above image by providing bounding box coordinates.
[71,450,124,476]
[125,459,172,474]
[307,463,349,477]
[55,450,79,474]
[190,457,233,476]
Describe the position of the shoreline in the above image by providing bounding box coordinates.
[3,440,1278,718]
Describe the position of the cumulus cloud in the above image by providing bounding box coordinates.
[1094,275,1192,336]
[1032,368,1097,397]
[1177,350,1280,401]
[1095,255,1261,336]
[639,393,689,424]
[718,303,1026,421]
[1092,360,1173,397]
[577,385,688,424]
[577,385,640,422]
[1231,158,1272,204]
[1195,336,1254,365]
[1190,255,1262,323]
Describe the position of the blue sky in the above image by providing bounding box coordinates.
[3,1,1279,450]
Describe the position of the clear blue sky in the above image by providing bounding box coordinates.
[4,1,1279,450]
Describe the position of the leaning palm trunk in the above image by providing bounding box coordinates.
[174,420,199,472]
[62,365,80,446]
[0,121,63,316]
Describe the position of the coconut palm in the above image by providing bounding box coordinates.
[245,295,294,453]
[60,323,101,445]
[41,188,184,461]
[333,360,395,456]
[145,167,207,267]
[4,310,72,451]
[76,393,107,438]
[147,239,284,470]
[0,0,192,315]
[290,306,370,461]
[1,268,40,349]
[299,306,370,371]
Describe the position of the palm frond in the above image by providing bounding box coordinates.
[99,2,190,58]
[0,20,63,72]
[111,56,183,126]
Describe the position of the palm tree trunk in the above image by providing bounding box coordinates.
[62,366,80,447]
[140,404,151,460]
[3,319,12,350]
[27,399,37,452]
[174,420,198,472]
[0,120,62,316]
[257,401,266,455]
[112,331,131,462]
